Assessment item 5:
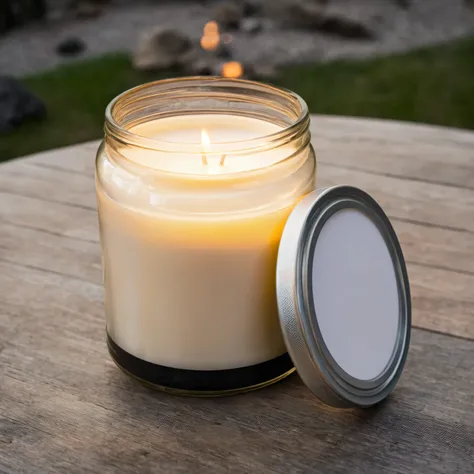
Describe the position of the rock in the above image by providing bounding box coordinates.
[213,1,243,30]
[179,48,215,76]
[56,37,86,56]
[0,76,46,133]
[317,13,375,40]
[284,1,325,29]
[178,47,199,67]
[241,17,263,34]
[270,1,375,40]
[133,27,192,71]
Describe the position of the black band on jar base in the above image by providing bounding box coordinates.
[107,333,295,396]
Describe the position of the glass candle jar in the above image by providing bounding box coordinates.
[96,77,316,395]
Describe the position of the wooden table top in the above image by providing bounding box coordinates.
[1,115,473,473]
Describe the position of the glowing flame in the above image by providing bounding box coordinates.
[201,21,220,51]
[201,129,211,148]
[200,34,220,51]
[201,129,227,168]
[221,61,244,79]
[204,21,219,35]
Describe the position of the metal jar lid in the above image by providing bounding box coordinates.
[276,185,411,408]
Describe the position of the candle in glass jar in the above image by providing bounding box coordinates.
[97,77,316,395]
[98,114,312,371]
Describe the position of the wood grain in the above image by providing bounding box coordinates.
[0,192,98,242]
[1,116,473,474]
[311,116,474,189]
[1,121,473,337]
[0,193,473,338]
[13,144,474,233]
[1,326,473,474]
[317,164,474,233]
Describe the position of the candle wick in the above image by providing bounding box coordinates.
[219,154,226,167]
[202,154,208,166]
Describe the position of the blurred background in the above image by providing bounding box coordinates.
[1,0,473,161]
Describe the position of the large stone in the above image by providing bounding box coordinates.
[268,0,375,40]
[317,12,375,39]
[265,0,324,28]
[56,37,86,56]
[133,27,192,71]
[0,76,46,132]
[213,1,243,30]
[179,48,215,76]
[285,1,325,29]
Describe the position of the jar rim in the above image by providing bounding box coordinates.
[104,76,310,156]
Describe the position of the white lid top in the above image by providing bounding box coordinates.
[276,186,411,408]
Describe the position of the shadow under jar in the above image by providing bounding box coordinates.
[96,77,316,395]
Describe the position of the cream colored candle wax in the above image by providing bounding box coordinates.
[97,114,315,371]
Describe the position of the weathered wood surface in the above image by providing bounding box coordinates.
[1,115,473,473]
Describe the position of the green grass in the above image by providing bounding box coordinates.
[278,35,474,128]
[2,35,474,161]
[0,55,164,161]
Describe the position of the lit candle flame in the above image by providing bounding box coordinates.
[200,34,220,51]
[201,129,210,166]
[201,21,220,51]
[203,21,219,35]
[221,61,244,79]
[200,130,226,168]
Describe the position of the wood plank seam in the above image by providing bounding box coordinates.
[0,256,101,288]
[26,157,474,192]
[0,189,96,212]
[319,160,474,192]
[3,220,474,283]
[392,216,474,235]
[1,185,473,237]
[406,260,474,278]
[410,325,474,343]
[26,161,94,178]
[0,253,472,345]
[0,220,99,243]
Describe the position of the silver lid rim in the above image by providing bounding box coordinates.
[276,185,411,408]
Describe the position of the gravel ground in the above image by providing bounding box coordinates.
[1,0,474,77]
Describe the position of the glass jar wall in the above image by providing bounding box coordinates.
[96,77,316,395]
